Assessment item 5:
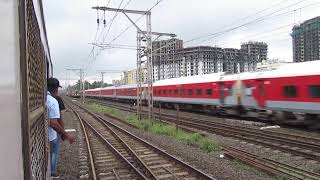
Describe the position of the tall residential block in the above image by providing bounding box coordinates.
[178,46,224,77]
[152,38,183,81]
[151,37,268,80]
[291,16,320,62]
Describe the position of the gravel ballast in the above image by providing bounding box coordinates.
[85,105,273,179]
[56,109,80,179]
[68,98,320,179]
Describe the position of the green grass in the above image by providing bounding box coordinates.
[85,102,125,119]
[85,102,222,153]
[273,176,284,180]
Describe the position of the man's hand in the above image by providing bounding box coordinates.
[65,133,75,144]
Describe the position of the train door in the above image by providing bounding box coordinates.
[256,80,266,107]
[219,83,225,104]
[113,89,116,98]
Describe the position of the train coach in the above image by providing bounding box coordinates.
[1,0,53,179]
[85,60,320,128]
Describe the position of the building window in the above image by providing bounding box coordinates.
[197,89,202,95]
[283,86,297,98]
[309,85,320,98]
[188,89,193,95]
[206,88,212,96]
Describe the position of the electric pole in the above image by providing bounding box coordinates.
[100,72,106,88]
[136,31,176,120]
[93,6,153,119]
[66,68,85,103]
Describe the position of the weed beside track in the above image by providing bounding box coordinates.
[85,102,222,153]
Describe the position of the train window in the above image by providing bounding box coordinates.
[169,89,172,95]
[180,89,185,96]
[174,89,178,95]
[283,86,297,98]
[163,90,167,95]
[309,85,320,98]
[188,89,193,95]
[245,86,252,96]
[158,90,161,95]
[206,88,212,96]
[197,89,202,95]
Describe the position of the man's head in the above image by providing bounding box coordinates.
[47,78,61,95]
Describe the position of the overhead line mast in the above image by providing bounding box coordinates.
[66,68,85,103]
[92,6,154,120]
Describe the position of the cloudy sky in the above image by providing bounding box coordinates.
[43,0,320,85]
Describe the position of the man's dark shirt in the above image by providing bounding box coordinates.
[53,96,65,111]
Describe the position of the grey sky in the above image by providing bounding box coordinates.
[43,0,320,85]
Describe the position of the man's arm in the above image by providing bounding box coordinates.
[50,119,74,144]
[57,115,64,128]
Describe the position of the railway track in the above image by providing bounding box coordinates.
[87,99,320,162]
[66,99,215,180]
[224,146,320,179]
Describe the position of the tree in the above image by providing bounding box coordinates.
[69,80,113,91]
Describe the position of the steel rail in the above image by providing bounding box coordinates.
[73,97,320,179]
[67,103,97,180]
[67,102,149,180]
[69,99,216,180]
[224,146,320,179]
[89,111,159,179]
[87,99,320,161]
[159,115,320,153]
[89,99,320,148]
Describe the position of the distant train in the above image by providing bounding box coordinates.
[84,60,320,128]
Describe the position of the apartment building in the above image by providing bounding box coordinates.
[292,16,320,62]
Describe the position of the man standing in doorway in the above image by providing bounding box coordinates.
[47,78,74,178]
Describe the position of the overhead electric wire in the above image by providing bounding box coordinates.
[84,0,164,76]
[217,23,294,47]
[83,0,164,79]
[106,0,164,45]
[101,0,126,43]
[152,0,320,53]
[192,0,311,45]
[188,0,290,43]
[84,0,133,73]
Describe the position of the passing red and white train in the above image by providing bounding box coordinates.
[85,60,320,128]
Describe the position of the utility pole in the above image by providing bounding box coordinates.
[136,31,142,120]
[100,72,106,88]
[93,6,154,119]
[97,70,122,96]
